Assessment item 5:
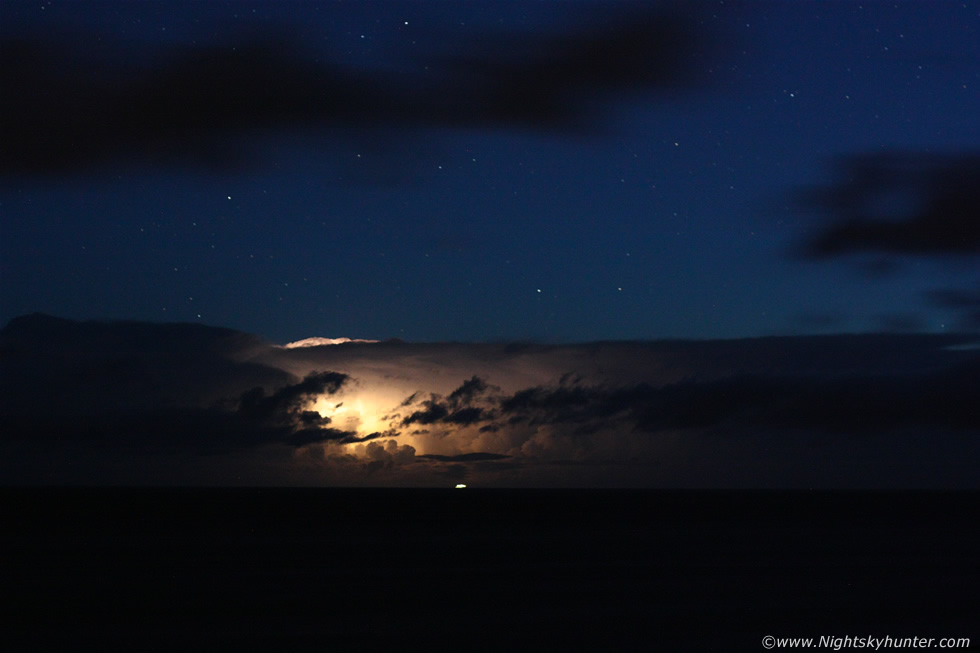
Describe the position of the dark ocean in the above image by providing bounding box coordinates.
[3,488,977,651]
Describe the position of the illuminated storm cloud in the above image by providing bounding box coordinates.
[0,315,977,487]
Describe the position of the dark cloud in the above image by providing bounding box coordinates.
[285,427,361,448]
[489,357,980,437]
[232,370,367,447]
[237,371,348,424]
[0,313,290,414]
[401,377,496,427]
[649,362,979,434]
[2,314,977,486]
[298,410,330,427]
[437,464,469,482]
[797,151,980,259]
[447,376,491,408]
[418,453,512,463]
[359,439,416,472]
[0,315,355,452]
[402,397,451,426]
[1,7,707,177]
[445,407,488,426]
[399,392,422,407]
[501,385,596,420]
[389,335,979,443]
[422,7,704,131]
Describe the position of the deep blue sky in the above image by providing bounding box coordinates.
[2,0,978,343]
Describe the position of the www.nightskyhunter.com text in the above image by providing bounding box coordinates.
[762,635,971,650]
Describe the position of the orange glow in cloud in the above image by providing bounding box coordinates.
[309,393,390,437]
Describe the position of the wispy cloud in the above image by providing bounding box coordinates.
[1,6,708,177]
[797,151,980,259]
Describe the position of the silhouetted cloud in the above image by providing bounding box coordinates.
[0,314,355,452]
[237,371,348,424]
[402,397,451,426]
[0,313,290,414]
[445,407,488,426]
[401,376,497,427]
[285,426,361,448]
[484,359,980,436]
[797,151,980,259]
[418,453,511,463]
[1,6,707,177]
[447,376,492,407]
[384,336,979,466]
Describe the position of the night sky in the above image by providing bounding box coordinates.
[1,1,978,487]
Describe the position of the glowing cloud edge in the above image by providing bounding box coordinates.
[281,337,380,349]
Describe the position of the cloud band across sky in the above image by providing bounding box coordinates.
[1,314,977,488]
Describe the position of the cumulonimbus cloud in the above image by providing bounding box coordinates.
[2,314,978,487]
